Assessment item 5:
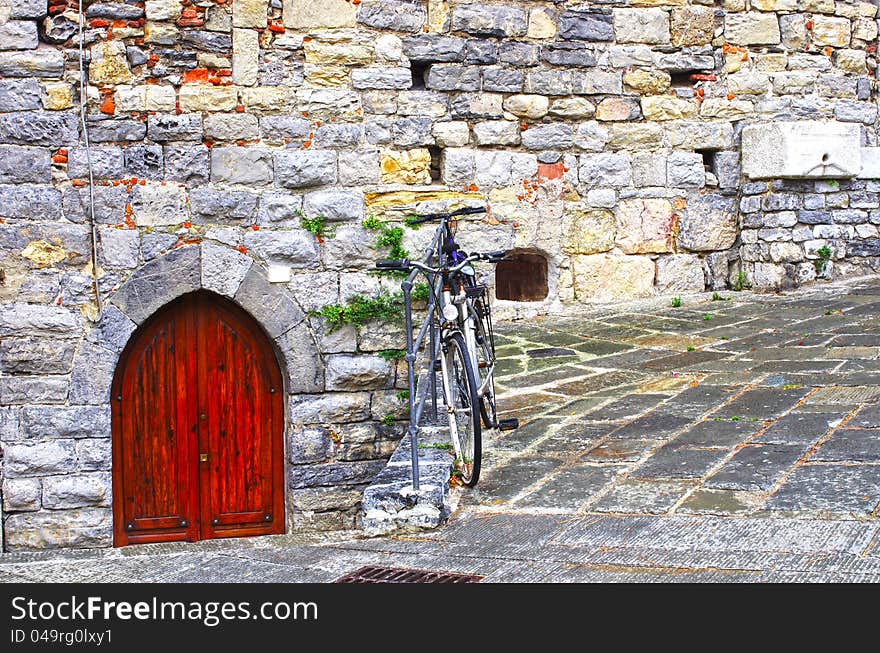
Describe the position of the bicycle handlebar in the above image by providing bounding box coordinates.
[375,249,510,275]
[408,206,487,225]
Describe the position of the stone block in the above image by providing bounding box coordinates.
[0,111,78,146]
[451,4,527,38]
[325,355,391,391]
[558,11,614,42]
[110,246,201,324]
[3,440,77,477]
[677,194,738,252]
[288,392,372,425]
[612,9,670,45]
[234,266,305,338]
[210,146,273,186]
[4,508,111,550]
[741,121,861,179]
[242,229,319,269]
[164,146,210,185]
[0,78,41,111]
[0,50,65,78]
[0,21,39,50]
[89,41,132,86]
[283,0,357,29]
[615,198,675,254]
[0,338,76,375]
[656,254,705,294]
[563,206,615,255]
[275,150,337,188]
[2,478,41,512]
[724,13,781,45]
[572,254,655,302]
[579,153,632,189]
[0,145,50,184]
[201,241,252,298]
[811,16,851,47]
[42,473,111,509]
[670,6,715,46]
[667,151,705,188]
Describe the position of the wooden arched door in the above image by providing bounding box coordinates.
[112,291,285,546]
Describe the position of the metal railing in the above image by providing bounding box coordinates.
[398,227,444,492]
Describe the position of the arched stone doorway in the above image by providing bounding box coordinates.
[111,290,286,546]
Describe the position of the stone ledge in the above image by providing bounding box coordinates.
[361,426,454,536]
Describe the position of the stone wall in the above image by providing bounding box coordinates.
[0,0,878,548]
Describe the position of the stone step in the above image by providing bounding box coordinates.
[361,426,455,536]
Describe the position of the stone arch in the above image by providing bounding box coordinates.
[75,242,324,436]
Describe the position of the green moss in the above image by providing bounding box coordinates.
[378,349,406,362]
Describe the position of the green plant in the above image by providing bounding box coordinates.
[378,348,406,362]
[711,291,730,302]
[732,271,751,292]
[395,389,410,403]
[362,215,383,231]
[814,245,833,274]
[313,290,404,332]
[411,282,430,302]
[826,179,840,190]
[671,297,682,308]
[381,413,394,426]
[703,313,713,321]
[300,213,334,240]
[404,215,421,229]
[730,416,741,421]
[687,346,696,352]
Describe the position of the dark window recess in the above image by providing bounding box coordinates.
[669,72,694,88]
[699,149,716,173]
[428,145,442,182]
[410,61,429,90]
[335,566,482,584]
[495,252,549,302]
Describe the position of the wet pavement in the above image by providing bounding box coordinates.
[2,276,880,582]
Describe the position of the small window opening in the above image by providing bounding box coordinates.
[428,145,442,182]
[699,149,717,174]
[495,252,548,302]
[411,61,429,90]
[669,72,694,88]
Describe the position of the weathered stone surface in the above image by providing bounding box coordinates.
[0,50,64,78]
[234,265,306,338]
[289,392,372,425]
[724,13,781,45]
[2,478,41,512]
[579,153,632,189]
[358,2,426,33]
[656,254,705,294]
[623,68,670,95]
[741,121,861,179]
[164,146,210,185]
[0,20,39,50]
[275,150,337,188]
[67,146,124,181]
[3,440,77,477]
[811,16,851,48]
[89,40,132,86]
[42,473,111,509]
[0,111,77,146]
[452,4,527,38]
[521,123,573,151]
[0,78,40,111]
[558,11,614,42]
[473,121,520,146]
[572,254,655,302]
[4,508,111,550]
[667,151,705,188]
[613,9,670,45]
[381,148,431,184]
[564,206,615,255]
[283,0,356,29]
[0,145,50,184]
[124,145,164,180]
[0,304,77,338]
[678,194,738,251]
[615,198,675,254]
[76,439,112,472]
[641,95,698,121]
[210,146,273,186]
[110,247,201,325]
[0,338,76,375]
[148,114,203,143]
[325,354,390,391]
[670,6,715,46]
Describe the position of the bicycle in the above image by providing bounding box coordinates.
[376,206,518,487]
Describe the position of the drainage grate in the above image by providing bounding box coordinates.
[527,347,576,359]
[334,565,483,584]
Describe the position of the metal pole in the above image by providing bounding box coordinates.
[402,278,419,491]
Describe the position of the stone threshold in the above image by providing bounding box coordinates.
[361,425,456,536]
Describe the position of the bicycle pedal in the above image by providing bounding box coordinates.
[497,418,519,431]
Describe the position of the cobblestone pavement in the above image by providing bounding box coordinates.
[2,277,880,582]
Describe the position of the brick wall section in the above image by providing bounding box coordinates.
[0,0,877,548]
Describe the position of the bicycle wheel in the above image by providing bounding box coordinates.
[469,300,497,429]
[443,332,482,486]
